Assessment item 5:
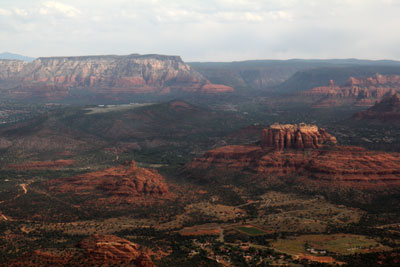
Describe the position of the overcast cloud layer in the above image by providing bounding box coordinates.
[0,0,399,61]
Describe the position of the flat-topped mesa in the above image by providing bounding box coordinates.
[0,53,234,101]
[261,123,337,151]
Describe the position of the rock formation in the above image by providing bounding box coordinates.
[0,59,26,81]
[261,123,337,150]
[188,124,400,191]
[353,93,400,123]
[45,160,172,205]
[9,235,155,266]
[302,74,400,107]
[79,234,155,266]
[0,54,233,101]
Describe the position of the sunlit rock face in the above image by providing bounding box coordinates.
[302,74,400,107]
[261,123,337,151]
[0,54,234,101]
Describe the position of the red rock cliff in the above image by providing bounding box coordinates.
[302,74,400,107]
[261,123,337,150]
[0,54,234,101]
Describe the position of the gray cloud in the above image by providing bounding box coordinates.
[0,0,399,61]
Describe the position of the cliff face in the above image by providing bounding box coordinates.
[353,93,400,122]
[261,123,337,150]
[0,59,27,80]
[0,54,233,101]
[302,74,400,107]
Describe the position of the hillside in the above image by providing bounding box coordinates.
[353,93,400,123]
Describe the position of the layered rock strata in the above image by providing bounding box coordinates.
[188,124,400,191]
[302,74,400,107]
[0,54,234,101]
[261,123,337,150]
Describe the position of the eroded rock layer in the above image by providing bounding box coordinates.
[302,74,400,107]
[45,160,172,204]
[261,123,337,150]
[188,124,400,191]
[79,234,155,267]
[0,54,233,101]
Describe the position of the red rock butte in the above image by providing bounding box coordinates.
[261,123,337,150]
[188,124,400,191]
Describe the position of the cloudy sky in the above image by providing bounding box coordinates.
[0,0,399,61]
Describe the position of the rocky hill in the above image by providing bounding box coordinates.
[0,54,233,102]
[188,124,400,192]
[302,74,400,107]
[9,235,155,266]
[44,160,172,205]
[353,93,400,123]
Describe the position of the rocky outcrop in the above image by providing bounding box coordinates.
[9,235,155,266]
[302,74,400,107]
[0,54,233,101]
[261,123,337,150]
[45,160,172,205]
[353,93,400,123]
[80,234,155,266]
[0,60,26,81]
[188,126,400,191]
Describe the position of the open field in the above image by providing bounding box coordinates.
[235,225,268,236]
[84,103,154,114]
[271,234,392,257]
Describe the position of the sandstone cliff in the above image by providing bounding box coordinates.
[261,123,337,150]
[0,54,233,101]
[0,59,26,81]
[302,74,400,107]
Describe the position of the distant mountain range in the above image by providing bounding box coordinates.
[189,59,400,92]
[0,52,35,62]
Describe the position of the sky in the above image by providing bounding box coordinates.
[0,0,400,61]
